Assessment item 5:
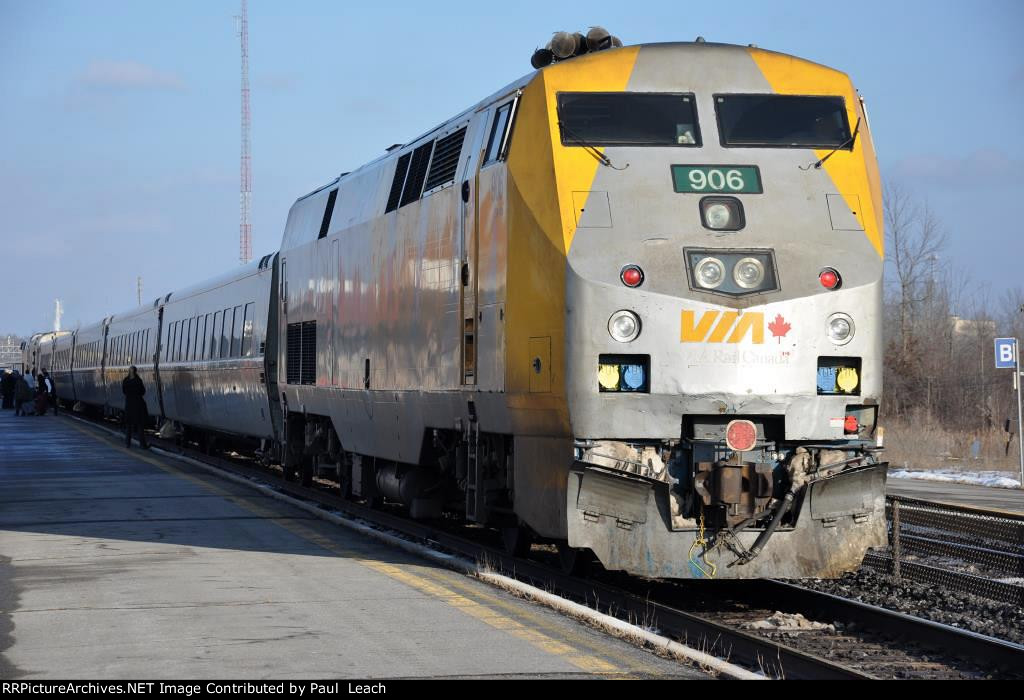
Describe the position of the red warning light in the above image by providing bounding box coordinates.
[621,265,644,288]
[819,268,841,290]
[725,420,757,452]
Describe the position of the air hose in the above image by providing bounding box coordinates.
[742,489,795,563]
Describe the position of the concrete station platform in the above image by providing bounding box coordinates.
[0,410,704,679]
[887,477,1024,515]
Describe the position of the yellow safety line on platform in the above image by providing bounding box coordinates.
[63,418,635,677]
[413,565,668,678]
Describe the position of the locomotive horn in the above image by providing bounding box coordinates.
[610,35,623,48]
[585,26,612,51]
[549,31,578,59]
[572,32,589,56]
[531,47,554,69]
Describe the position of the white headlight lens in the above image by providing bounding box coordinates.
[704,203,732,229]
[827,313,855,345]
[694,257,726,289]
[733,257,765,289]
[608,310,641,343]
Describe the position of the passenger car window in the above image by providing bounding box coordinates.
[231,305,242,357]
[241,303,255,357]
[220,308,230,358]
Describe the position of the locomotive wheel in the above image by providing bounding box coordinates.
[557,543,594,577]
[501,525,533,558]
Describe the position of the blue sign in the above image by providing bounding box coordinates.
[995,338,1018,369]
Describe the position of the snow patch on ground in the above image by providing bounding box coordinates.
[889,468,1021,489]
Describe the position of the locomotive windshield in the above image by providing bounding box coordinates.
[715,94,850,148]
[557,92,701,147]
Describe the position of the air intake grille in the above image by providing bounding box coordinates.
[423,128,466,191]
[400,141,434,207]
[286,323,301,384]
[385,153,410,213]
[286,321,317,385]
[300,321,316,385]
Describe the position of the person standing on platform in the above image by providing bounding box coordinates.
[122,366,149,448]
[14,372,33,416]
[1,369,13,409]
[33,372,48,416]
[41,369,57,415]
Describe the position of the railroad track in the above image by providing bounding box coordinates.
[861,496,1024,606]
[71,413,1024,679]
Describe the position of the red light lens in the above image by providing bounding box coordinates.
[725,420,757,452]
[844,415,859,433]
[621,265,644,288]
[819,269,840,290]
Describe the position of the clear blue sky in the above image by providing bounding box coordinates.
[1,0,1021,334]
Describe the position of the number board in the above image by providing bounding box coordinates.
[671,165,763,194]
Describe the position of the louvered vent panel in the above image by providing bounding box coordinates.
[399,141,434,207]
[300,321,317,385]
[286,323,301,384]
[423,128,466,191]
[385,153,411,213]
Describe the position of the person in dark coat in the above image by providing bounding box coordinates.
[33,372,48,415]
[122,366,149,448]
[1,370,14,409]
[1,370,13,409]
[42,369,57,415]
[14,372,33,416]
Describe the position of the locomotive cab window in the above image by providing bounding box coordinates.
[483,98,518,165]
[557,92,701,147]
[715,94,851,148]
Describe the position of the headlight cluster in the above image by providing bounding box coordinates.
[686,250,778,296]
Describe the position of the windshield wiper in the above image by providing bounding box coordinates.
[800,116,861,171]
[558,121,628,170]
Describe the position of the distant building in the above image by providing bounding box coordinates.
[0,334,23,370]
[949,315,997,338]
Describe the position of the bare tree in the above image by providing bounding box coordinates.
[884,183,948,355]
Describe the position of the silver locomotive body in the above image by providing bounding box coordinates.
[272,42,888,577]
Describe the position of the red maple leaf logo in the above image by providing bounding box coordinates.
[768,314,791,343]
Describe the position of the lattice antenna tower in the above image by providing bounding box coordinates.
[238,0,253,264]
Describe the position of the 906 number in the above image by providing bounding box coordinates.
[688,168,745,192]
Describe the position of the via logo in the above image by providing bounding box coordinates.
[680,310,792,344]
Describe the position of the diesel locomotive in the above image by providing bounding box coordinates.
[26,35,887,579]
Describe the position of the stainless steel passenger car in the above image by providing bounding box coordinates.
[104,305,161,418]
[158,256,277,440]
[71,320,110,410]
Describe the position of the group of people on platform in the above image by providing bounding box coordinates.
[0,367,56,416]
[1,365,149,449]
